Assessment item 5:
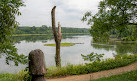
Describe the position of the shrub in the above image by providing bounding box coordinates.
[46,54,137,78]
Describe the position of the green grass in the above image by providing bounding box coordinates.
[44,43,75,46]
[92,70,137,81]
[0,70,28,81]
[0,73,17,81]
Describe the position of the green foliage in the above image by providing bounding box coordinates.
[81,52,104,62]
[23,72,31,81]
[0,0,28,65]
[82,0,137,41]
[111,25,137,41]
[92,70,137,81]
[45,54,137,78]
[121,27,137,41]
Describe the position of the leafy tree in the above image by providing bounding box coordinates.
[41,25,48,28]
[0,0,28,65]
[82,0,137,41]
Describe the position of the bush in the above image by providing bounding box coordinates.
[46,54,137,78]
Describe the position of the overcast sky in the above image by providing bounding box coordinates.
[16,0,101,28]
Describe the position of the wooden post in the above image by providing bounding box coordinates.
[29,49,46,81]
[51,6,62,67]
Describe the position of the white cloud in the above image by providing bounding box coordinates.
[16,0,102,28]
[65,0,100,11]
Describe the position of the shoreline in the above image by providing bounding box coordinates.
[13,33,90,36]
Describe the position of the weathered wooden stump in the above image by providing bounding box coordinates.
[29,49,46,81]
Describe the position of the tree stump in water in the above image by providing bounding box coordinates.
[29,49,46,81]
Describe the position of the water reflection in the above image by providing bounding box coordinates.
[12,34,86,43]
[91,43,115,51]
[91,40,137,55]
[12,35,51,43]
[115,43,137,54]
[0,34,136,73]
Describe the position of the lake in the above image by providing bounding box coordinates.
[0,34,137,73]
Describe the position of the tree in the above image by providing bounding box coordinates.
[82,0,137,41]
[51,6,62,67]
[0,0,28,65]
[41,25,48,28]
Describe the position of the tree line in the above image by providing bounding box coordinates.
[14,25,89,34]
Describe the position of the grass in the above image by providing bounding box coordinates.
[91,70,137,81]
[44,43,75,46]
[0,70,28,81]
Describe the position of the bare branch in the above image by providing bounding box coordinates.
[51,6,58,42]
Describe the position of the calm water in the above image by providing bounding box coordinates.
[0,34,137,73]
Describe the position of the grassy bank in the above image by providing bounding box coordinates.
[1,54,137,81]
[44,43,75,46]
[0,70,28,81]
[92,70,137,81]
[0,73,18,81]
[46,54,137,78]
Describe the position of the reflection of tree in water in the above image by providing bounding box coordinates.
[12,35,53,43]
[115,43,137,55]
[91,43,115,51]
[12,34,87,43]
[91,40,137,55]
[91,40,115,51]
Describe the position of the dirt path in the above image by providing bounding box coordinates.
[47,62,137,81]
